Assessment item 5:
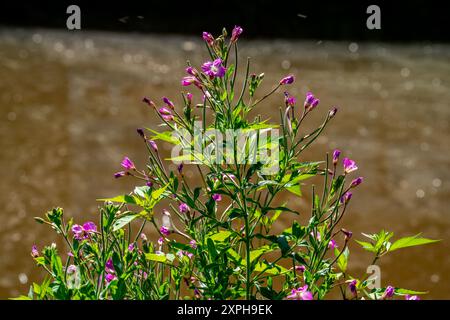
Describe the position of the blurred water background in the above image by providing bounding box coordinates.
[0,28,449,298]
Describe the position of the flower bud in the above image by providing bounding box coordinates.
[350,177,363,188]
[136,128,145,138]
[231,25,243,42]
[31,245,39,258]
[162,97,174,109]
[148,140,158,152]
[342,228,353,241]
[202,32,214,45]
[158,107,172,116]
[142,97,156,108]
[114,171,126,179]
[328,107,338,118]
[382,286,395,299]
[332,149,341,165]
[280,75,295,85]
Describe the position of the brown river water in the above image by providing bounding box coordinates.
[0,28,449,299]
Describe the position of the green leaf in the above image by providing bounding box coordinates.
[270,210,282,225]
[134,186,151,199]
[285,184,302,196]
[10,295,32,300]
[292,221,306,239]
[112,214,140,232]
[206,238,217,260]
[355,240,377,253]
[226,248,243,264]
[97,194,137,205]
[151,184,169,201]
[277,236,290,256]
[249,246,273,263]
[145,253,169,263]
[389,234,440,252]
[146,128,180,145]
[335,247,349,272]
[253,261,288,275]
[207,230,232,242]
[395,288,428,295]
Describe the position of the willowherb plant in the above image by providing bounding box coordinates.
[20,26,439,301]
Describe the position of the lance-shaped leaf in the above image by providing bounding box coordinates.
[389,234,440,252]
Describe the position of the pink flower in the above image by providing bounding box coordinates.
[186,67,198,76]
[348,279,357,295]
[340,192,353,204]
[114,171,126,178]
[31,245,39,258]
[158,237,164,246]
[405,295,420,300]
[105,273,116,283]
[304,92,315,107]
[280,75,295,85]
[350,177,363,188]
[328,239,338,249]
[181,76,201,87]
[158,107,172,116]
[304,92,319,110]
[162,97,174,109]
[343,158,358,174]
[342,229,353,241]
[295,265,306,272]
[128,243,135,252]
[202,32,214,45]
[284,92,296,107]
[121,157,135,170]
[160,226,170,236]
[201,58,226,78]
[332,149,341,165]
[162,114,174,121]
[179,203,189,214]
[148,140,158,152]
[189,240,197,249]
[231,26,243,42]
[212,194,222,202]
[286,285,313,300]
[105,258,115,274]
[382,286,395,299]
[186,92,193,102]
[72,222,97,240]
[66,264,77,274]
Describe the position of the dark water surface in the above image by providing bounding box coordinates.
[0,28,449,299]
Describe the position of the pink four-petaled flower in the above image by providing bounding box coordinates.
[121,156,135,170]
[201,58,226,78]
[72,222,97,240]
[286,285,313,300]
[342,157,358,174]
